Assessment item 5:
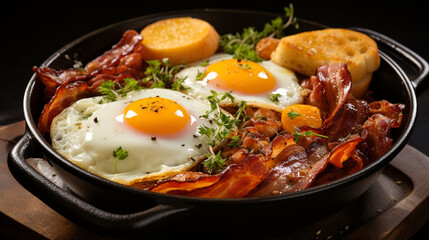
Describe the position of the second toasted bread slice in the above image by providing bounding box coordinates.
[271,28,380,98]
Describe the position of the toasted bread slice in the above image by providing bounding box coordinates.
[140,17,220,66]
[271,28,380,98]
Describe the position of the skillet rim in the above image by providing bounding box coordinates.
[23,8,417,205]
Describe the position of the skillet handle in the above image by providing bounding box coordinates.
[350,27,429,96]
[7,131,192,237]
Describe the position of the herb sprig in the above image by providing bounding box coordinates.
[293,127,328,142]
[113,146,128,173]
[220,4,298,62]
[198,91,248,174]
[143,58,186,89]
[98,77,142,102]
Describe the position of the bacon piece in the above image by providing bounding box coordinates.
[313,149,368,186]
[32,67,89,87]
[38,81,91,135]
[149,172,220,194]
[363,113,399,161]
[317,63,352,128]
[33,30,143,88]
[304,75,328,117]
[248,137,331,196]
[242,126,270,152]
[84,30,143,75]
[326,134,366,169]
[323,98,370,142]
[150,153,273,198]
[304,63,352,126]
[368,100,405,128]
[149,134,295,198]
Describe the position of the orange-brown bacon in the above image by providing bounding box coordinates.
[35,30,144,135]
[33,30,143,88]
[38,81,91,134]
[303,63,352,126]
[149,133,295,198]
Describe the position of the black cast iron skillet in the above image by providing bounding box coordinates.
[8,9,429,237]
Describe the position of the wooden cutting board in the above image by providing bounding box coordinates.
[1,121,429,240]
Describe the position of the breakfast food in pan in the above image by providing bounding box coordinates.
[33,8,404,198]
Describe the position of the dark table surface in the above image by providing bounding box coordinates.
[2,1,429,239]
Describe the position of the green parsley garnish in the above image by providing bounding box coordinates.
[269,92,281,102]
[171,77,189,91]
[203,150,227,174]
[117,77,142,96]
[198,91,248,174]
[200,60,210,66]
[143,58,184,88]
[98,77,141,102]
[293,127,328,143]
[98,80,117,102]
[195,70,206,81]
[219,4,298,62]
[287,110,301,120]
[113,146,128,173]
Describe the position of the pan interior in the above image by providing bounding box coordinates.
[24,9,416,208]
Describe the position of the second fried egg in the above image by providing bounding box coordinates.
[175,53,304,112]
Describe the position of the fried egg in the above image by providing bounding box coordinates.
[175,53,304,112]
[50,88,216,185]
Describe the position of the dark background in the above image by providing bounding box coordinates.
[2,1,428,239]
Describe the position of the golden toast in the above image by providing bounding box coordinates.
[271,28,380,98]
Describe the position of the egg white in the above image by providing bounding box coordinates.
[50,88,216,185]
[175,53,304,112]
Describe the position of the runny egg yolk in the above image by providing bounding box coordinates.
[204,59,276,94]
[121,97,190,135]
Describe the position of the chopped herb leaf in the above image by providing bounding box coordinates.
[195,70,206,81]
[200,60,210,66]
[113,146,128,173]
[98,78,142,102]
[287,110,301,120]
[172,77,189,91]
[293,127,328,142]
[269,93,281,102]
[219,4,298,62]
[202,150,227,174]
[143,58,184,89]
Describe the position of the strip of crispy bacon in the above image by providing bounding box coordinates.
[85,30,143,75]
[250,133,367,196]
[317,63,352,128]
[149,172,220,194]
[33,30,143,88]
[32,67,89,88]
[304,63,352,127]
[368,100,405,128]
[363,113,400,161]
[38,81,91,135]
[323,98,370,142]
[326,134,366,169]
[361,100,404,161]
[149,134,294,198]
